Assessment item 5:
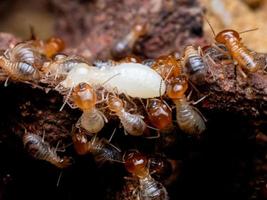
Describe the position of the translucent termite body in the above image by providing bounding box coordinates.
[146,99,173,133]
[215,29,259,73]
[4,42,44,68]
[111,24,147,59]
[0,42,43,81]
[61,62,166,98]
[124,152,168,200]
[107,95,146,136]
[0,55,40,81]
[23,133,71,168]
[183,46,207,83]
[42,54,89,79]
[72,130,122,163]
[72,83,105,134]
[167,75,206,135]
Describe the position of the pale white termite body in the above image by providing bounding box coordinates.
[60,62,166,98]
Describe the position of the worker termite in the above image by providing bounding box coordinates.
[151,54,182,81]
[72,129,122,163]
[111,23,148,59]
[215,29,260,75]
[183,45,207,84]
[61,62,166,98]
[42,54,89,81]
[3,42,44,68]
[0,54,40,82]
[107,94,146,136]
[204,16,260,77]
[146,99,173,133]
[167,75,206,135]
[23,132,72,169]
[71,82,107,134]
[124,151,169,200]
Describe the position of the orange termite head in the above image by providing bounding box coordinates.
[215,29,241,44]
[152,55,182,79]
[72,82,97,110]
[124,151,149,178]
[45,37,65,58]
[107,95,124,113]
[167,75,188,99]
[133,23,147,37]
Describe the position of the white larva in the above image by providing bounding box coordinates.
[60,62,166,98]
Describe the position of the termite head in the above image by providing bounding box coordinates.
[124,152,149,178]
[107,95,124,113]
[56,156,72,169]
[72,131,89,155]
[45,37,65,58]
[132,23,147,37]
[72,82,97,110]
[147,99,172,130]
[152,55,182,80]
[215,29,240,44]
[167,75,188,99]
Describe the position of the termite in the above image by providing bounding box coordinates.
[146,99,173,133]
[0,54,40,82]
[72,130,122,163]
[151,54,182,80]
[42,54,89,80]
[23,132,72,169]
[183,46,207,84]
[61,62,166,98]
[167,75,206,135]
[4,42,44,68]
[71,82,107,134]
[107,95,146,136]
[124,151,168,200]
[111,23,147,59]
[215,29,259,74]
[42,37,65,58]
[204,15,260,76]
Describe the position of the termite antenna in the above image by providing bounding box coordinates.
[239,28,259,34]
[202,13,216,37]
[59,87,73,111]
[101,73,121,86]
[56,171,63,187]
[108,128,117,142]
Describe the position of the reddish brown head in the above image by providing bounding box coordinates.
[215,29,240,44]
[124,152,149,178]
[147,99,172,130]
[167,75,188,99]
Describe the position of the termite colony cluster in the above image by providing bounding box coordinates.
[0,21,265,199]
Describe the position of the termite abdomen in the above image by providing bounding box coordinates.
[184,46,207,84]
[23,133,72,169]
